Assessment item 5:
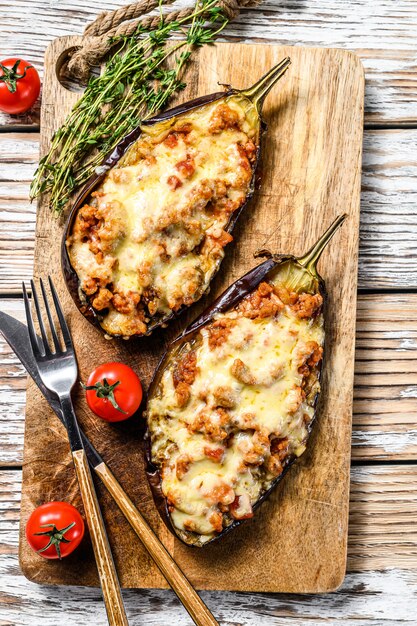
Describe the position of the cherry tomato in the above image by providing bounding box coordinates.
[0,58,40,115]
[26,502,85,560]
[83,362,142,422]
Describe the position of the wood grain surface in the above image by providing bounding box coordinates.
[0,0,416,127]
[2,1,417,623]
[94,462,220,626]
[4,470,417,625]
[72,450,128,625]
[3,128,416,292]
[2,293,417,467]
[18,37,364,593]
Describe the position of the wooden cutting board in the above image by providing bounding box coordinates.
[19,37,364,593]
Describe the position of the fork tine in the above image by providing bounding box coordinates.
[22,282,44,358]
[40,278,62,353]
[48,277,73,351]
[30,279,51,354]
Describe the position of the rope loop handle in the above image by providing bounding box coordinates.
[67,0,261,82]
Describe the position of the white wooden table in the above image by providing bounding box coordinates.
[0,1,416,624]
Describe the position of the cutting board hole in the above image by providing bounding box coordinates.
[55,47,99,93]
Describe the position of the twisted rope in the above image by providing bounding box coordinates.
[84,0,174,36]
[67,0,261,82]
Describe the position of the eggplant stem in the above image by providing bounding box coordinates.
[298,214,347,275]
[240,57,291,112]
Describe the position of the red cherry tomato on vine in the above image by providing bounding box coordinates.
[26,502,85,560]
[83,362,142,422]
[0,58,40,114]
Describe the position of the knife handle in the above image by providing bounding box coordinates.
[94,462,219,626]
[73,450,128,626]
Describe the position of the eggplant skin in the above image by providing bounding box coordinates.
[61,58,292,339]
[62,89,265,340]
[143,427,299,548]
[144,256,326,547]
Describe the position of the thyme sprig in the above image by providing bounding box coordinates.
[30,0,228,215]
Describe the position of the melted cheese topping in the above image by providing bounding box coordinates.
[147,281,324,543]
[67,96,259,338]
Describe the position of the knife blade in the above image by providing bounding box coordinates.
[0,310,222,625]
[0,310,102,468]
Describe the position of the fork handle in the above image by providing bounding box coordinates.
[73,449,128,626]
[94,462,219,626]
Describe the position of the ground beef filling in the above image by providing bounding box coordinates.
[67,100,259,337]
[149,281,324,538]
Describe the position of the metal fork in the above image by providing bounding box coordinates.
[23,277,128,626]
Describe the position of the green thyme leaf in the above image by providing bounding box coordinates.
[30,0,231,214]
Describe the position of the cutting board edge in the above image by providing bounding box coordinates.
[19,39,364,594]
[43,35,366,103]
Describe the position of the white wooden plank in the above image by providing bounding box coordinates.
[1,295,416,466]
[1,468,416,624]
[0,299,27,466]
[1,129,417,291]
[0,133,37,294]
[0,2,415,622]
[348,465,417,572]
[0,0,417,127]
[353,294,417,459]
[360,130,417,288]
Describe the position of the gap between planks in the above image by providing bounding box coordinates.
[1,128,417,291]
[0,293,416,466]
[2,461,417,620]
[2,466,417,573]
[1,0,417,126]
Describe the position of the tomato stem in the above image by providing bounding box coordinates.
[81,378,127,414]
[33,522,76,560]
[0,60,33,93]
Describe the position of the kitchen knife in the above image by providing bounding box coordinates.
[0,310,101,466]
[0,310,220,626]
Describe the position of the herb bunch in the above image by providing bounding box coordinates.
[30,0,228,215]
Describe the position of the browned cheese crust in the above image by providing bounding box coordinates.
[66,97,260,338]
[147,279,324,543]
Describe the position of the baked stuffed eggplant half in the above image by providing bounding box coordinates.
[63,58,291,339]
[145,215,346,546]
